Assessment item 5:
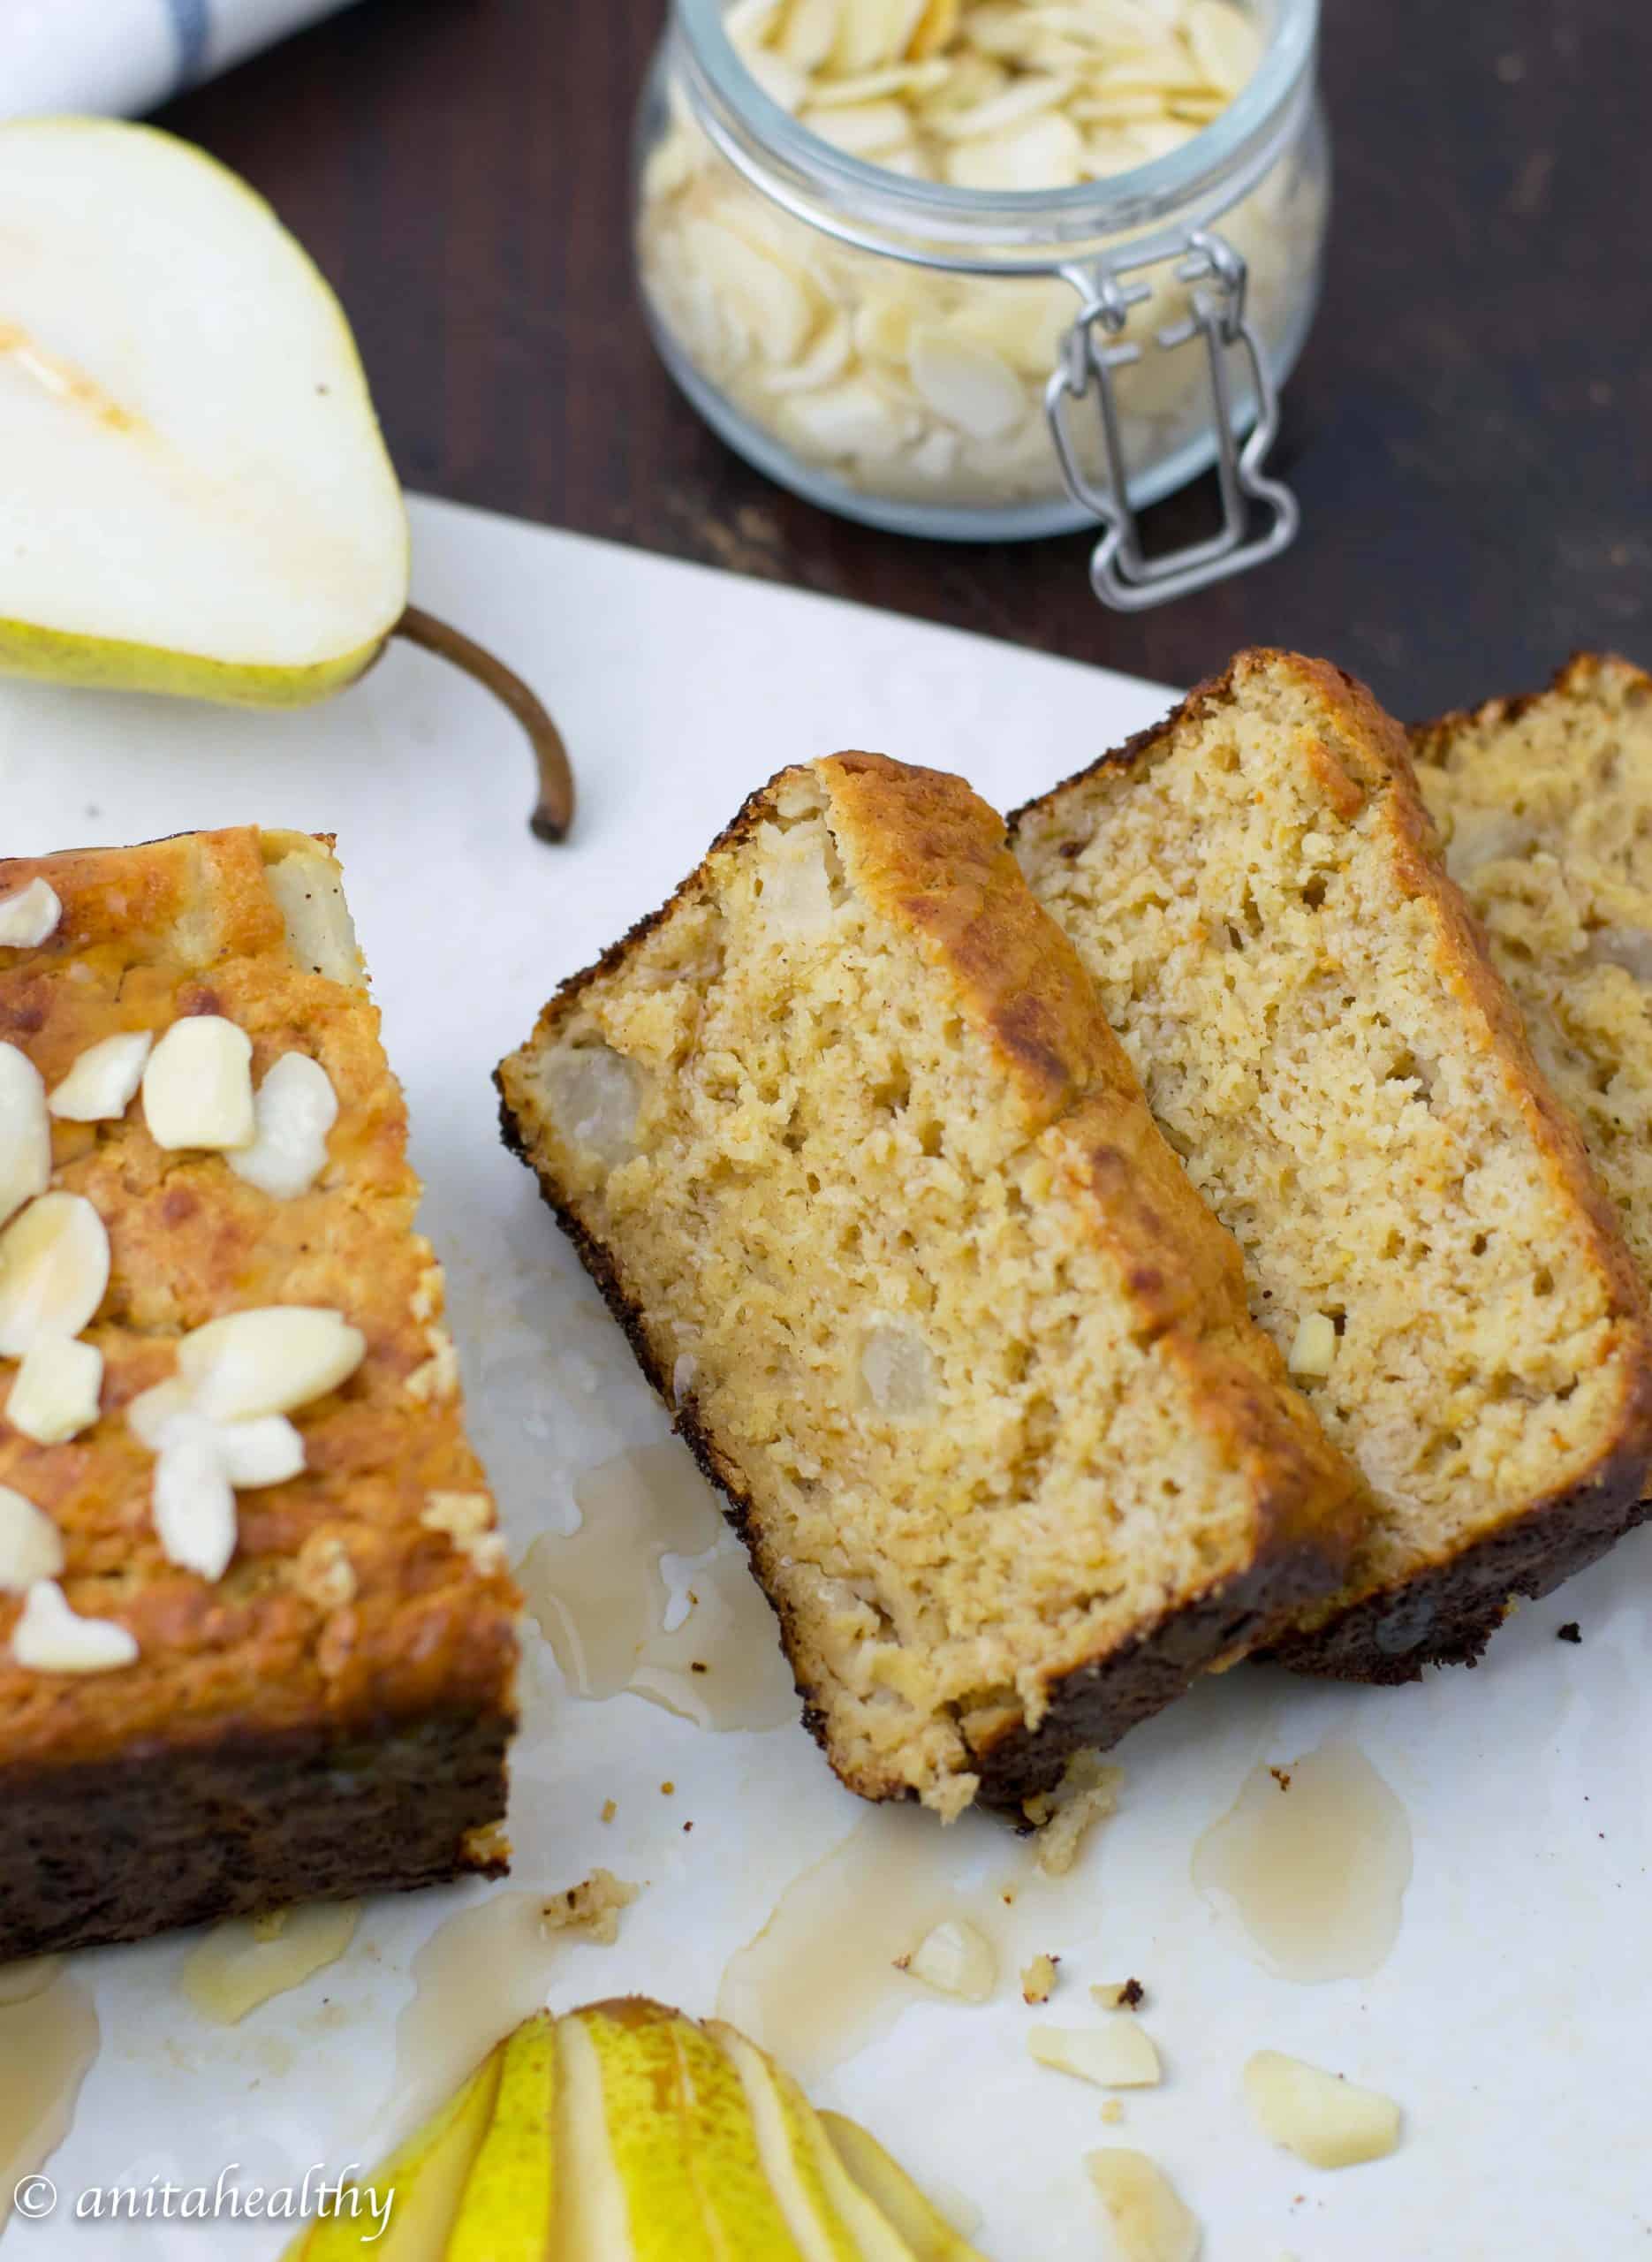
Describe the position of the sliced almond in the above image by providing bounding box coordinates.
[176,1306,367,1423]
[831,0,921,73]
[1021,1952,1059,2004]
[12,1579,137,1674]
[1030,2018,1162,2088]
[777,0,844,71]
[0,878,62,949]
[944,110,1086,188]
[804,58,951,104]
[227,1053,339,1202]
[905,1917,997,2000]
[759,311,855,395]
[0,1044,51,1233]
[1186,0,1261,95]
[745,44,811,110]
[799,96,918,156]
[905,0,959,57]
[778,377,914,460]
[908,327,1025,439]
[1085,2149,1201,2262]
[1243,2051,1401,2168]
[682,216,821,362]
[153,1431,239,1581]
[726,0,786,44]
[126,1377,194,1450]
[215,1415,306,1489]
[141,1015,255,1152]
[6,1334,102,1446]
[48,1029,154,1123]
[929,72,1074,140]
[0,1486,64,1591]
[0,1194,110,1357]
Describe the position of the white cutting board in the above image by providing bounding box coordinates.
[4,494,1649,2260]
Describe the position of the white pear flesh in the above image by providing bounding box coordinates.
[0,118,408,705]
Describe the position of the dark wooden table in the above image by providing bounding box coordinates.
[160,0,1651,719]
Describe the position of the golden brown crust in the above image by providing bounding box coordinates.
[1012,649,1652,1679]
[819,751,1116,1128]
[500,752,1367,1804]
[0,830,517,1911]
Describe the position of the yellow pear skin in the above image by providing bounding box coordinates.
[0,617,390,709]
[285,2046,502,2261]
[579,2002,721,2259]
[446,2014,558,2262]
[672,2014,817,2259]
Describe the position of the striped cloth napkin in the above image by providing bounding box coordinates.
[4,0,361,119]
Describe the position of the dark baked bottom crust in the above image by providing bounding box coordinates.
[1260,1438,1652,1682]
[499,1089,1338,1812]
[1,1708,512,1962]
[966,1536,1338,1806]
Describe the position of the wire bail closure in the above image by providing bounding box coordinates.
[1045,228,1299,611]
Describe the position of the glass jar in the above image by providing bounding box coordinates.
[633,0,1329,605]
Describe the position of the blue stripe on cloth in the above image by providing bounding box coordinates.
[164,0,213,91]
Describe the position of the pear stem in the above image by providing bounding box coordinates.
[393,606,574,843]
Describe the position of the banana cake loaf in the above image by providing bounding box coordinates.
[497,752,1366,1816]
[1413,653,1652,1293]
[1012,649,1652,1681]
[0,827,518,1961]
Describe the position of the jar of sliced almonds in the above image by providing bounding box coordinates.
[635,0,1328,605]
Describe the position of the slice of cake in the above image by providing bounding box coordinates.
[0,827,518,1961]
[1012,649,1652,1681]
[498,753,1365,1817]
[1413,652,1652,1291]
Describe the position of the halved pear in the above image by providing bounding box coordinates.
[0,117,572,838]
[0,118,404,706]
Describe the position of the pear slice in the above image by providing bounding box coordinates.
[287,2042,503,2259]
[287,2000,990,2260]
[673,2012,822,2258]
[0,117,572,840]
[820,2114,981,2262]
[446,2012,558,2262]
[709,2018,927,2262]
[575,2000,723,2258]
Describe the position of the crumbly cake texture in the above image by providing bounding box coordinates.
[0,827,518,1960]
[498,753,1364,1816]
[1413,654,1652,1291]
[1012,649,1652,1681]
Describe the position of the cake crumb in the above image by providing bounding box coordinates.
[540,1869,639,1947]
[661,1780,675,1795]
[1269,1765,1292,1790]
[1020,1953,1059,2005]
[1024,1752,1123,1877]
[1092,1978,1146,2011]
[1557,1621,1582,1643]
[601,1798,618,1823]
[1101,2099,1125,2125]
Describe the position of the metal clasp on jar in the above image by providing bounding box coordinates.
[1046,229,1298,611]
